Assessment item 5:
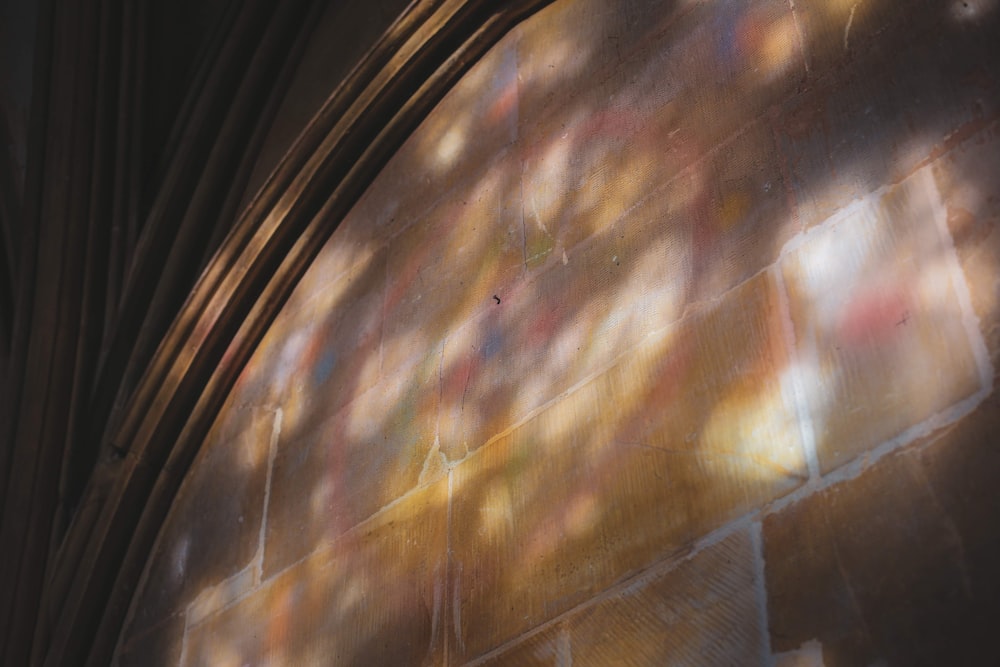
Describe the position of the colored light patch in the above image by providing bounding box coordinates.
[311,346,338,387]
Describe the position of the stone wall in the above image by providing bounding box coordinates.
[114,0,1000,664]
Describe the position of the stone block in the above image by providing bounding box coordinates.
[449,271,806,660]
[184,479,448,667]
[791,0,923,76]
[263,349,440,576]
[932,119,1000,369]
[128,408,275,635]
[570,530,766,666]
[381,151,524,378]
[442,119,794,462]
[774,25,999,231]
[337,32,521,252]
[477,624,569,667]
[763,395,1000,666]
[272,247,388,436]
[438,200,691,460]
[673,121,796,300]
[781,166,984,472]
[518,0,803,274]
[215,262,337,425]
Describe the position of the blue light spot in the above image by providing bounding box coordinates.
[313,347,338,386]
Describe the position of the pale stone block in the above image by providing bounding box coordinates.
[449,272,806,660]
[185,480,448,667]
[570,530,766,667]
[780,167,984,472]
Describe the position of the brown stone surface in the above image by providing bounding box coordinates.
[449,271,806,661]
[477,624,568,667]
[438,189,693,460]
[263,348,440,577]
[518,0,803,276]
[185,479,448,667]
[570,530,765,666]
[518,0,805,169]
[211,267,330,431]
[473,529,767,666]
[763,395,1000,666]
[774,16,999,231]
[441,119,794,462]
[114,0,1000,664]
[128,408,275,635]
[781,166,984,472]
[933,119,1000,369]
[273,247,388,435]
[381,151,524,379]
[116,613,185,667]
[336,34,521,254]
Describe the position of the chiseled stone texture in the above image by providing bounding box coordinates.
[337,34,521,255]
[125,407,275,636]
[263,347,441,577]
[449,272,807,661]
[773,0,998,232]
[381,151,524,380]
[476,625,569,667]
[184,479,448,667]
[569,529,766,666]
[932,119,1000,368]
[474,530,767,666]
[272,247,388,434]
[763,395,1000,666]
[781,166,985,473]
[518,0,803,276]
[116,0,1000,663]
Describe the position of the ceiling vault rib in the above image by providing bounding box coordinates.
[33,1,552,666]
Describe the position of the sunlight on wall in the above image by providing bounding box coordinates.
[114,0,1000,665]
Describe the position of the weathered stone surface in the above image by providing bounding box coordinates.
[773,640,825,667]
[774,20,999,231]
[763,395,1000,666]
[116,613,185,667]
[449,271,806,660]
[570,530,766,666]
[518,0,804,164]
[337,33,521,253]
[185,479,448,667]
[477,624,568,667]
[474,530,767,666]
[438,191,693,461]
[442,119,794,462]
[519,0,803,276]
[273,247,387,436]
[211,259,337,432]
[263,348,440,577]
[128,408,275,635]
[932,119,1000,369]
[791,0,917,77]
[781,166,984,472]
[114,0,1000,664]
[380,150,524,380]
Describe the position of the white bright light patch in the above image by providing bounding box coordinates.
[950,0,998,21]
